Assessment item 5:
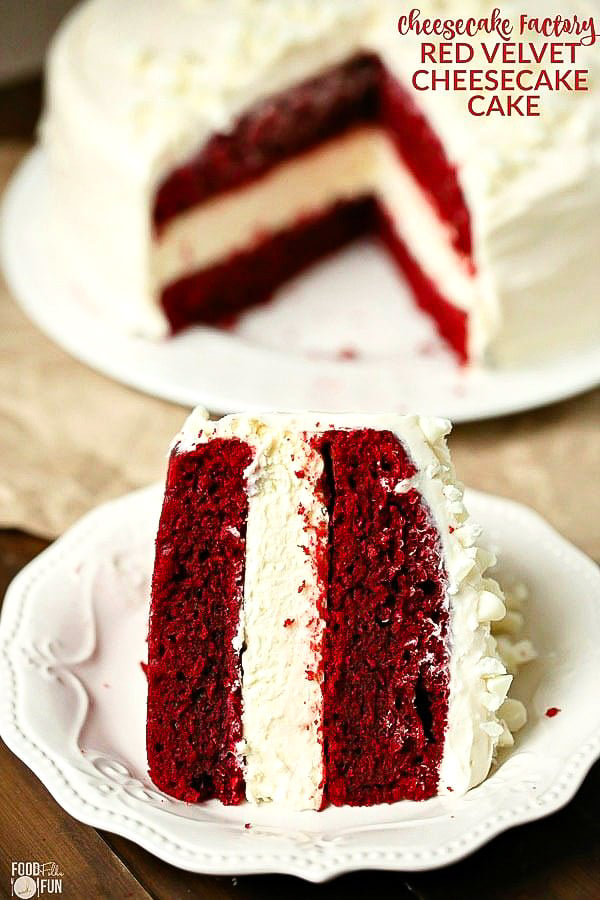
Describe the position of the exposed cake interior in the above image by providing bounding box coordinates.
[315,429,449,805]
[151,54,474,360]
[147,437,252,804]
[148,414,518,809]
[153,55,381,230]
[161,197,373,331]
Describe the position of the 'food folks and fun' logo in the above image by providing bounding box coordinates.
[10,862,64,897]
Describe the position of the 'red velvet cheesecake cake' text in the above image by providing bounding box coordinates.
[147,410,528,809]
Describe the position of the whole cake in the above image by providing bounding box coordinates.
[43,0,600,365]
[147,409,528,809]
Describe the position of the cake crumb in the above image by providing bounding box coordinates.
[545,707,561,718]
[244,823,251,830]
[416,340,437,357]
[284,618,295,627]
[338,347,358,361]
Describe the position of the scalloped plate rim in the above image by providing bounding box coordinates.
[0,484,599,880]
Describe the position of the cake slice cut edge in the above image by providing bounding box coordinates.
[146,408,528,809]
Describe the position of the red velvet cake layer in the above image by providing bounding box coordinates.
[161,197,468,360]
[378,208,468,362]
[161,197,373,331]
[147,437,253,804]
[153,55,380,232]
[315,429,450,805]
[379,69,472,257]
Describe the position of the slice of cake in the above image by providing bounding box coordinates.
[147,410,525,809]
[43,0,600,365]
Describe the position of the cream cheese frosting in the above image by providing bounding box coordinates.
[43,0,600,362]
[174,408,529,806]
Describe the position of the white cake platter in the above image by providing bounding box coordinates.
[1,484,599,880]
[2,149,599,420]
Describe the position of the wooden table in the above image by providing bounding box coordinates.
[1,76,599,899]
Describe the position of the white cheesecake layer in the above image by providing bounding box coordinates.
[175,409,527,807]
[240,428,327,809]
[154,127,478,314]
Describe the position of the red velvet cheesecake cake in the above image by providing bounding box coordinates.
[44,1,600,366]
[147,410,527,809]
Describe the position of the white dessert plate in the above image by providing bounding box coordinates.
[1,485,599,880]
[2,148,600,421]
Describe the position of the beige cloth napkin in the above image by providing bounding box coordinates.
[1,141,598,557]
